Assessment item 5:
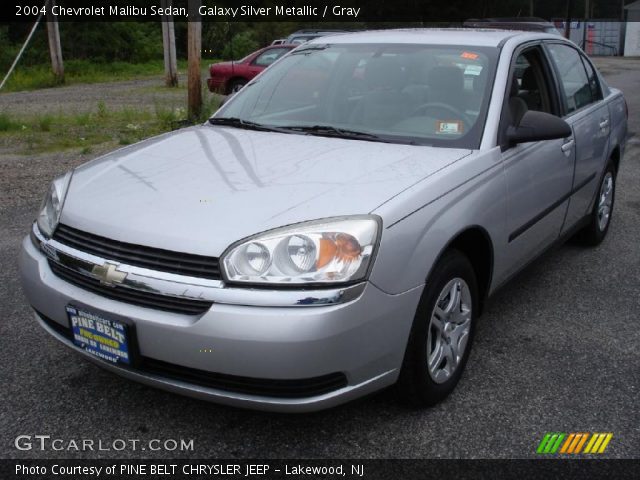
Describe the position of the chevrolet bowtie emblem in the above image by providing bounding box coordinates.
[91,263,127,286]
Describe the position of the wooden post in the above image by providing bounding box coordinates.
[582,0,590,50]
[187,0,202,121]
[161,0,178,87]
[46,0,64,83]
[564,0,573,39]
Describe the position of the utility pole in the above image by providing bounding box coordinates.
[187,0,202,121]
[529,0,534,17]
[620,0,626,56]
[161,0,178,87]
[46,0,64,83]
[564,0,573,39]
[582,0,590,51]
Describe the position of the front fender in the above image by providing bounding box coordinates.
[370,149,507,295]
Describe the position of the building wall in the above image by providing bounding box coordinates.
[554,20,623,56]
[624,21,640,56]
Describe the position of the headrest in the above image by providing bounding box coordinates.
[521,67,538,90]
[509,96,528,126]
[428,66,463,92]
[510,75,520,97]
[365,55,404,90]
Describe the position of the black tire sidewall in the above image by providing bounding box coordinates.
[594,163,616,240]
[398,249,479,406]
[581,161,617,245]
[229,80,247,94]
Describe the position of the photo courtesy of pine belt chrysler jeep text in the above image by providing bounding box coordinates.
[19,29,628,412]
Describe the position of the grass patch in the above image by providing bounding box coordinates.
[1,58,196,92]
[0,112,21,132]
[0,96,222,155]
[38,114,53,132]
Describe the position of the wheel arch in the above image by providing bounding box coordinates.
[610,144,621,175]
[225,76,248,94]
[426,226,495,315]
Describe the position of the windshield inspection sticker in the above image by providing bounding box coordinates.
[461,51,480,60]
[436,121,464,134]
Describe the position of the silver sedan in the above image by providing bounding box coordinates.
[19,29,628,412]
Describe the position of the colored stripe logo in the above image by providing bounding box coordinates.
[537,433,613,454]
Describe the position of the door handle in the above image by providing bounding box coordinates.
[599,119,609,130]
[561,139,575,154]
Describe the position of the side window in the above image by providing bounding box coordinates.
[252,48,289,67]
[506,47,554,125]
[546,44,594,114]
[580,55,602,102]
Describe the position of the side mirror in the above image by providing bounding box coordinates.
[506,110,572,146]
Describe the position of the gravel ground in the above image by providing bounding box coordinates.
[0,76,188,116]
[0,58,638,460]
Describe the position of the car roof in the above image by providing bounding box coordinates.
[306,28,559,47]
[290,29,349,34]
[257,44,297,52]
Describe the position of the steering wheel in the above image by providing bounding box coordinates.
[410,102,472,127]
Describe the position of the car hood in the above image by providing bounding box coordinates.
[62,126,470,256]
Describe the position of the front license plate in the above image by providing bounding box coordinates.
[66,306,131,365]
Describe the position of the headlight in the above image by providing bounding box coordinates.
[222,216,380,286]
[36,171,73,238]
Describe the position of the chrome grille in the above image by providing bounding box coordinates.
[53,224,221,280]
[48,261,213,315]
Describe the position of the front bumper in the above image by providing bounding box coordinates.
[207,77,225,93]
[19,234,422,412]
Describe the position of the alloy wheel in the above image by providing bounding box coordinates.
[426,278,472,384]
[597,172,614,232]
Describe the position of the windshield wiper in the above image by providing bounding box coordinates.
[290,45,328,55]
[208,117,289,133]
[278,125,394,143]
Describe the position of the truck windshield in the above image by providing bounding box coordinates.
[215,43,499,148]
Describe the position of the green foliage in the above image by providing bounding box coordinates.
[1,22,163,73]
[38,115,53,132]
[154,104,187,130]
[1,59,188,92]
[0,26,19,73]
[0,112,20,132]
[0,106,160,154]
[221,31,260,60]
[97,101,108,119]
[60,22,162,63]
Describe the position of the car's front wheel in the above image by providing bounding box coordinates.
[397,249,478,406]
[228,79,247,94]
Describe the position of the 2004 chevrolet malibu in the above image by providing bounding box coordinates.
[20,30,628,412]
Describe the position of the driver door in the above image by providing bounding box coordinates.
[500,44,576,278]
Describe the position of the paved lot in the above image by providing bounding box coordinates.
[0,58,638,460]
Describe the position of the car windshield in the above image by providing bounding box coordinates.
[214,43,498,148]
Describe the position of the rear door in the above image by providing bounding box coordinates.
[544,42,610,233]
[499,43,575,278]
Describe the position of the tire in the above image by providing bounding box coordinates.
[397,249,479,407]
[228,79,247,94]
[574,161,616,246]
